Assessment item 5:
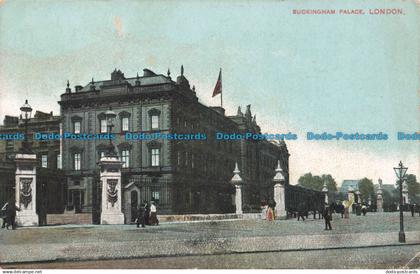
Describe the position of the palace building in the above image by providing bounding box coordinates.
[0,67,289,223]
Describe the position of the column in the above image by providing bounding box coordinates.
[231,162,243,215]
[99,156,125,224]
[348,186,355,213]
[15,153,38,226]
[273,160,286,219]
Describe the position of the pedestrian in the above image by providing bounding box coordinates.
[361,204,367,216]
[343,200,350,219]
[136,203,146,228]
[261,200,268,220]
[6,199,20,230]
[266,205,274,221]
[149,201,159,226]
[1,202,8,228]
[410,204,415,217]
[323,205,332,230]
[144,201,150,225]
[297,202,305,221]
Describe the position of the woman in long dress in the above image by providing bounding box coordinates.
[261,200,268,220]
[266,206,274,221]
[149,201,159,226]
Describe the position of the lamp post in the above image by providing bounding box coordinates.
[394,161,408,243]
[19,99,33,154]
[105,107,117,157]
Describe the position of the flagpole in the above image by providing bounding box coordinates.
[221,88,223,108]
[220,68,223,108]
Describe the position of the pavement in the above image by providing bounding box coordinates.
[5,245,419,269]
[0,212,419,265]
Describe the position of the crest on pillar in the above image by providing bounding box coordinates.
[107,179,118,207]
[20,178,33,208]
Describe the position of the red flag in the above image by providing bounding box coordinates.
[212,69,222,97]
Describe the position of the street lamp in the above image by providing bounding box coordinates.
[394,161,408,243]
[19,99,33,154]
[105,107,117,157]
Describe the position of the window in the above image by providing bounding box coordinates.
[151,115,159,130]
[100,119,107,133]
[74,153,81,171]
[177,151,181,166]
[121,150,130,168]
[74,121,81,134]
[57,154,62,169]
[184,151,188,166]
[41,154,48,168]
[100,151,105,159]
[5,140,13,151]
[151,190,160,203]
[151,148,160,166]
[122,117,129,132]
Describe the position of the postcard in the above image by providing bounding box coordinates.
[0,0,419,272]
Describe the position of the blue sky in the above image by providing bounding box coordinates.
[0,0,418,185]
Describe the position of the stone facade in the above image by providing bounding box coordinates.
[58,68,289,218]
[0,111,61,168]
[0,67,289,221]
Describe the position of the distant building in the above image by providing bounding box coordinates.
[339,180,359,193]
[0,111,63,212]
[0,111,61,169]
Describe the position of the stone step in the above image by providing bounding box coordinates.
[47,213,92,225]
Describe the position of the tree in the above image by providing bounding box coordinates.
[298,173,323,191]
[298,173,337,192]
[358,178,374,202]
[405,174,420,202]
[382,189,399,212]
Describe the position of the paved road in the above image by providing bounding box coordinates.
[3,245,419,269]
[1,212,419,245]
[1,212,419,266]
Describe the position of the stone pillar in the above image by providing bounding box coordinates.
[231,162,243,215]
[273,160,286,219]
[322,181,328,205]
[348,186,355,213]
[15,153,38,226]
[376,178,383,212]
[402,180,409,205]
[99,156,124,224]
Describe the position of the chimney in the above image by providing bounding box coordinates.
[75,85,83,92]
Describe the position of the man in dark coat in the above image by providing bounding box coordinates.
[136,203,146,228]
[323,205,332,230]
[144,201,150,225]
[410,204,415,217]
[6,199,20,230]
[297,202,306,221]
[339,203,345,218]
